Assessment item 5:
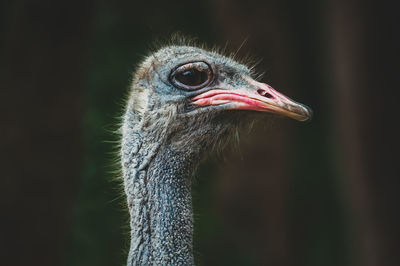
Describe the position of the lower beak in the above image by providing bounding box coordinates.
[192,78,312,122]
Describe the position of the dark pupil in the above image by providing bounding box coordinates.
[176,69,207,86]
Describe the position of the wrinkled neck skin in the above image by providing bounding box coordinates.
[121,109,213,266]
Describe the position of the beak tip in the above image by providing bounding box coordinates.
[302,105,313,122]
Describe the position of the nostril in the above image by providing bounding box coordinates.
[257,89,274,99]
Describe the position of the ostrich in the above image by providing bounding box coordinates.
[121,44,311,265]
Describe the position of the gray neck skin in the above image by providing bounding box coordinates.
[122,126,201,265]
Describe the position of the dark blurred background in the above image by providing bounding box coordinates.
[1,0,399,266]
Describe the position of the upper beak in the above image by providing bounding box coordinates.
[192,77,312,122]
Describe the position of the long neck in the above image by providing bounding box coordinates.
[122,133,198,265]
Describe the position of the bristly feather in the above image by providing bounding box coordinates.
[138,33,264,81]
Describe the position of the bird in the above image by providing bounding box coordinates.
[120,42,311,265]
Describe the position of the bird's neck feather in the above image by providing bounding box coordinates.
[122,125,202,265]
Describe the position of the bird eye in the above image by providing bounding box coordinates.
[170,62,212,90]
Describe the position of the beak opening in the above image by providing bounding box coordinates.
[192,78,313,122]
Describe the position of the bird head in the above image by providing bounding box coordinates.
[126,45,311,150]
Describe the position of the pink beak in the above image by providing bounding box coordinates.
[192,77,312,121]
